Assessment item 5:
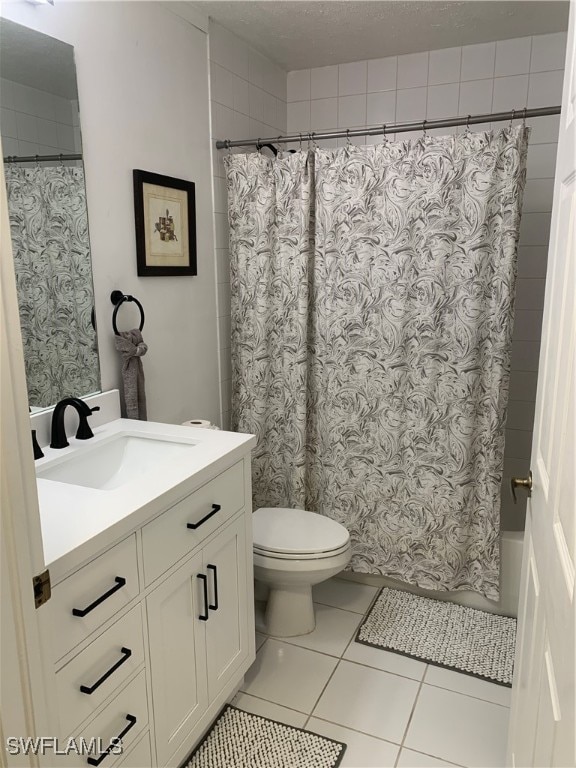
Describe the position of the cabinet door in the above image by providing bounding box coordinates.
[146,552,208,766]
[203,516,250,701]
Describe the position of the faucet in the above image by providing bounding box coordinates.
[50,398,101,449]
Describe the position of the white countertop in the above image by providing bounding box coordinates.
[35,419,256,582]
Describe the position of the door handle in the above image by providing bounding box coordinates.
[187,504,221,530]
[86,714,136,766]
[511,471,533,503]
[72,577,126,617]
[80,647,132,694]
[197,573,209,621]
[207,564,219,611]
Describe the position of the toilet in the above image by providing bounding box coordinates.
[252,507,351,637]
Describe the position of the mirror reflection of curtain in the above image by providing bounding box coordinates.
[5,164,99,408]
[226,126,528,601]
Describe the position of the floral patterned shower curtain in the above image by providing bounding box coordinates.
[6,164,99,407]
[226,126,528,600]
[225,151,313,507]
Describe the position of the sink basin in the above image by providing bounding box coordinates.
[37,434,197,491]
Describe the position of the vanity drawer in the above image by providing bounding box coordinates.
[117,731,152,768]
[142,461,244,585]
[55,670,148,768]
[51,536,140,661]
[56,605,145,738]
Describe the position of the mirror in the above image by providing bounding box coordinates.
[1,19,101,410]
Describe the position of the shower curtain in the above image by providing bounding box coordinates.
[225,126,528,600]
[6,164,99,407]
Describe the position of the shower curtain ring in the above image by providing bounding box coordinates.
[35,154,40,168]
[226,139,232,154]
[299,133,303,150]
[522,107,528,127]
[346,128,351,147]
[256,139,262,153]
[509,109,516,128]
[311,132,318,149]
[422,120,428,139]
[465,115,471,134]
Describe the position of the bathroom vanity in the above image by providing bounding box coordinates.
[34,418,256,768]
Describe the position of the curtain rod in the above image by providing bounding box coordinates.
[3,152,83,164]
[215,105,561,150]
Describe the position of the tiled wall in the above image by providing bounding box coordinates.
[0,78,81,158]
[287,32,566,530]
[209,21,287,430]
[209,27,566,530]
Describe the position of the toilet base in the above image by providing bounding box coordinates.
[265,584,316,637]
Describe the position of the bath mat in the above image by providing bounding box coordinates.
[356,587,516,686]
[185,705,346,768]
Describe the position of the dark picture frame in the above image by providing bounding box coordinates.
[133,169,197,276]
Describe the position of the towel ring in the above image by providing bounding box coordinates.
[110,290,145,335]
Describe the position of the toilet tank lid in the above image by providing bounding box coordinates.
[253,507,350,554]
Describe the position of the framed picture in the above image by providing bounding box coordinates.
[133,169,197,276]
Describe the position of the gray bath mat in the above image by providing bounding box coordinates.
[356,587,516,686]
[186,705,346,768]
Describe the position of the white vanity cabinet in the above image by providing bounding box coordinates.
[48,450,255,768]
[147,513,250,765]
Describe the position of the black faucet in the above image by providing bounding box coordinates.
[32,429,44,459]
[50,398,101,449]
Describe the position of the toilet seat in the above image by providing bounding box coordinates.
[253,542,351,560]
[253,507,350,559]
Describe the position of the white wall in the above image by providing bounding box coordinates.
[208,21,287,429]
[286,32,567,530]
[1,2,220,426]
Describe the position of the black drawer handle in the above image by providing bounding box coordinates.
[72,577,127,617]
[207,564,219,611]
[187,503,221,530]
[86,714,137,766]
[80,647,132,695]
[197,573,209,621]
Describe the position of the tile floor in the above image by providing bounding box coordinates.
[233,578,511,768]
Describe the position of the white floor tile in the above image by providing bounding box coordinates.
[232,692,307,728]
[313,578,378,614]
[424,665,512,707]
[308,718,399,767]
[344,641,427,681]
[281,604,361,657]
[242,639,338,713]
[397,748,462,767]
[255,632,267,651]
[405,685,509,768]
[313,660,419,743]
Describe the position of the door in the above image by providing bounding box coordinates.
[507,4,576,767]
[203,515,250,701]
[1,157,57,763]
[146,551,208,766]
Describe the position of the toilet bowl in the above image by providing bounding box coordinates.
[253,507,351,637]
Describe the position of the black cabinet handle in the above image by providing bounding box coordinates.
[207,564,219,611]
[72,577,126,618]
[86,714,137,766]
[197,573,209,621]
[80,647,132,695]
[187,504,221,530]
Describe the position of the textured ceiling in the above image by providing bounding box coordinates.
[0,18,78,99]
[191,1,569,70]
